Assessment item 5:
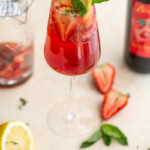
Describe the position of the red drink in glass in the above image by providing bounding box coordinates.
[44,0,101,137]
[44,3,101,75]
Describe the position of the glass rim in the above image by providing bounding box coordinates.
[51,0,94,17]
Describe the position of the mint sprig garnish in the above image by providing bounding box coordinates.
[80,127,103,148]
[80,124,128,148]
[70,0,109,17]
[92,0,109,4]
[71,0,87,17]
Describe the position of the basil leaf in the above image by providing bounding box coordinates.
[101,124,128,146]
[80,127,103,148]
[71,0,87,17]
[92,0,109,4]
[103,135,111,146]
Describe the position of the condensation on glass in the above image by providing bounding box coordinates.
[0,0,34,86]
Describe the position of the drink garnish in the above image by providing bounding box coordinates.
[102,90,129,120]
[64,0,109,17]
[71,0,88,17]
[92,0,109,4]
[80,123,128,148]
[92,63,116,94]
[18,98,28,110]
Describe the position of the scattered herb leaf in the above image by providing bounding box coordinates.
[80,124,128,149]
[80,127,103,148]
[103,135,111,146]
[101,124,128,146]
[18,98,28,110]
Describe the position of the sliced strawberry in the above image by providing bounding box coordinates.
[102,89,128,120]
[52,6,77,42]
[92,63,115,94]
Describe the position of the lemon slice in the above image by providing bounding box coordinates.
[0,121,34,150]
[81,0,93,10]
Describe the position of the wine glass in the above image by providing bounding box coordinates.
[44,0,101,137]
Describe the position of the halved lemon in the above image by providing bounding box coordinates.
[0,121,34,150]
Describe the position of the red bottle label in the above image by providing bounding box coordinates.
[130,1,150,58]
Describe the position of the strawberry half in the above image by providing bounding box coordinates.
[52,6,77,42]
[92,63,115,94]
[102,89,128,120]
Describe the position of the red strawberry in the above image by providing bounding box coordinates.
[52,6,77,42]
[102,89,128,120]
[92,63,115,94]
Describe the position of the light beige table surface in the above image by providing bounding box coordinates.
[0,0,150,150]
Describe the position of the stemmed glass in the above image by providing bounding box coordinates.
[44,0,101,137]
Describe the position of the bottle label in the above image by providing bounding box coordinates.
[130,0,150,58]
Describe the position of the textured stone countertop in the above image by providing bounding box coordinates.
[0,0,150,150]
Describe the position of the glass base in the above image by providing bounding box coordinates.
[0,68,33,87]
[48,102,100,137]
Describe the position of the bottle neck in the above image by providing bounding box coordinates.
[137,0,150,4]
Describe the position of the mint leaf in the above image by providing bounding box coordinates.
[6,141,19,146]
[103,135,111,146]
[80,127,103,148]
[71,0,87,17]
[8,56,14,63]
[18,98,28,110]
[117,137,128,145]
[92,0,109,4]
[101,124,128,146]
[78,7,87,17]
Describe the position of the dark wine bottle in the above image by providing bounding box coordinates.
[125,0,150,73]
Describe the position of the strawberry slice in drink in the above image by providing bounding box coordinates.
[102,89,129,120]
[52,6,77,42]
[92,63,115,94]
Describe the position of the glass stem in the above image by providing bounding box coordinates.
[67,76,75,121]
[69,76,73,102]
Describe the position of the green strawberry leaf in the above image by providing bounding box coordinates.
[101,124,128,146]
[92,0,109,4]
[103,135,111,146]
[80,127,103,148]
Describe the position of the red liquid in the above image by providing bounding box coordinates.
[44,4,101,75]
[0,43,33,78]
